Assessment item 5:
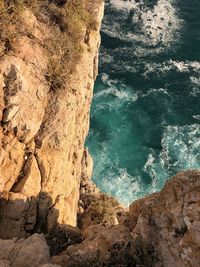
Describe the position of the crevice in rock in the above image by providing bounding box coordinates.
[10,149,33,193]
[2,65,18,106]
[34,152,45,187]
[33,152,50,233]
[34,91,59,149]
[84,28,90,45]
[46,225,84,257]
[23,196,38,235]
[174,223,187,238]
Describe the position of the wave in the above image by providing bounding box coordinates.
[103,0,182,50]
[98,74,170,99]
[94,87,131,100]
[193,115,200,121]
[90,122,200,206]
[92,74,174,119]
[110,0,137,10]
[94,74,138,102]
[101,168,142,206]
[160,124,200,171]
[140,88,169,98]
[141,124,200,198]
[88,0,200,207]
[143,60,200,78]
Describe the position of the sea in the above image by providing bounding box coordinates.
[86,0,200,205]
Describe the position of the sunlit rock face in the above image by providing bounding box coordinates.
[0,1,104,239]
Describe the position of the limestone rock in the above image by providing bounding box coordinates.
[78,147,127,230]
[0,261,10,267]
[40,265,60,267]
[54,170,200,267]
[0,1,105,238]
[2,104,19,123]
[53,224,131,267]
[0,192,37,238]
[129,170,200,267]
[0,130,25,194]
[0,234,53,267]
[12,156,42,198]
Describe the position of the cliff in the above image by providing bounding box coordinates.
[0,0,104,238]
[0,1,200,267]
[50,170,200,267]
[0,170,199,267]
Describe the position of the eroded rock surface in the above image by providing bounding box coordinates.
[0,0,104,238]
[0,234,52,267]
[52,170,200,267]
[129,170,200,267]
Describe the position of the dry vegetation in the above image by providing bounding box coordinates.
[78,192,126,228]
[0,0,102,90]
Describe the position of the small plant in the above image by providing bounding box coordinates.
[72,249,104,267]
[78,192,125,229]
[46,226,83,256]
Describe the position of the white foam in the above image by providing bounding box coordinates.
[101,73,110,84]
[172,61,190,72]
[102,168,142,206]
[110,0,137,10]
[193,115,200,121]
[140,123,200,195]
[160,124,200,171]
[140,0,181,46]
[144,154,155,170]
[171,60,200,72]
[94,87,129,99]
[104,0,182,51]
[144,60,200,78]
[190,76,200,96]
[140,88,169,98]
[94,74,138,103]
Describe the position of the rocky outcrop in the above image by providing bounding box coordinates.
[0,234,54,267]
[0,0,104,238]
[129,170,200,267]
[0,170,199,267]
[78,147,127,230]
[52,170,200,267]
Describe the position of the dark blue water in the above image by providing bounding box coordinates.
[87,0,200,205]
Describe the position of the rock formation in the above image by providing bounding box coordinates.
[0,234,55,267]
[51,170,200,267]
[0,1,200,267]
[0,0,104,238]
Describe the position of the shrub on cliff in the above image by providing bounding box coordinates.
[46,225,83,256]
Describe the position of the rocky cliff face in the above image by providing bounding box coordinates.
[0,1,200,267]
[0,0,104,239]
[53,170,200,267]
[0,170,199,267]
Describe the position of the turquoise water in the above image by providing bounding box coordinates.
[86,0,200,205]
